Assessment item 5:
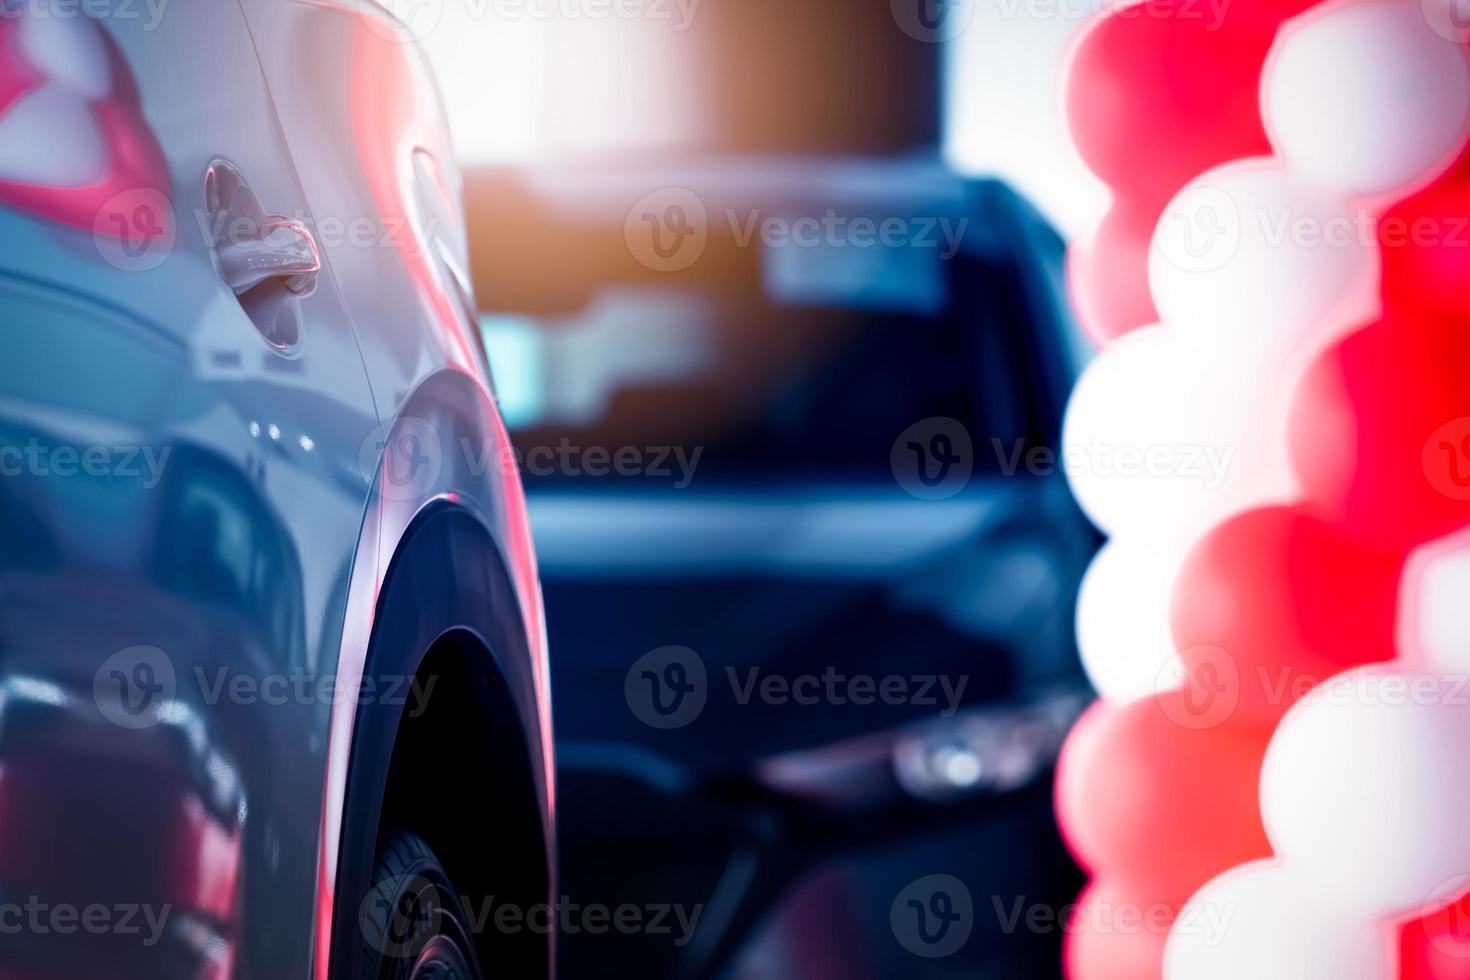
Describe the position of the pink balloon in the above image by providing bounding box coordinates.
[1170,507,1405,724]
[1063,881,1173,980]
[1056,696,1275,901]
[1063,0,1319,343]
[1067,203,1158,349]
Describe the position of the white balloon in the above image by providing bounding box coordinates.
[1063,327,1183,534]
[1062,323,1297,535]
[1165,863,1384,980]
[1264,0,1470,196]
[1414,538,1470,674]
[1076,535,1183,701]
[1149,166,1376,357]
[1260,667,1470,911]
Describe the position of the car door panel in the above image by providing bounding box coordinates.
[0,4,378,977]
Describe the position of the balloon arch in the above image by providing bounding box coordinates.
[1056,0,1470,975]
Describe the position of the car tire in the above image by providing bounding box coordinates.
[359,831,484,980]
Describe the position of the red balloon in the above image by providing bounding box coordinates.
[1063,880,1173,980]
[1063,0,1318,343]
[1064,0,1291,190]
[1402,887,1470,979]
[1068,204,1158,345]
[1170,507,1405,723]
[1055,695,1274,901]
[1381,175,1470,321]
[1290,318,1470,547]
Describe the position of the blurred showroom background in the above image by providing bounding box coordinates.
[420,0,1108,235]
[407,0,1111,975]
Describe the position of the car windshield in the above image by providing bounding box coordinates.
[484,246,1073,486]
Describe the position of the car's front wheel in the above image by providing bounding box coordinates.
[359,831,484,980]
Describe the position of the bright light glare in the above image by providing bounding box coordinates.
[936,746,985,789]
[419,2,1107,238]
[944,2,1109,237]
[420,8,707,164]
[480,315,545,428]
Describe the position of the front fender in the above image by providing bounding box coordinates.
[317,368,553,978]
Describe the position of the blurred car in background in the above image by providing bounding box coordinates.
[468,155,1100,978]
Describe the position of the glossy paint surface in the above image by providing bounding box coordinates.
[0,2,551,977]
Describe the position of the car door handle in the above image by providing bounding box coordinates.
[216,216,320,297]
[205,159,316,351]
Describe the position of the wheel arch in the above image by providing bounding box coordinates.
[327,498,554,978]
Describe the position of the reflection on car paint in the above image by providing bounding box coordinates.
[0,10,169,234]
